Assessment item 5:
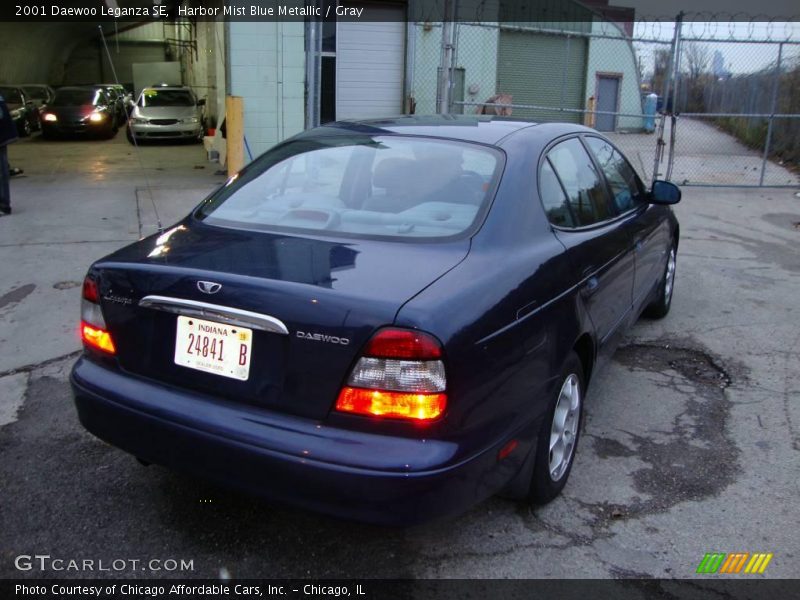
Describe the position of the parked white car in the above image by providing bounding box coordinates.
[127,86,204,144]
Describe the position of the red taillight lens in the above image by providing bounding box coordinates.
[81,321,116,354]
[363,328,442,359]
[336,387,446,421]
[82,277,99,302]
[335,327,447,422]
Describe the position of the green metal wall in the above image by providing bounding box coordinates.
[496,30,587,123]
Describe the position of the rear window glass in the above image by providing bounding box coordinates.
[198,135,502,240]
[141,90,195,107]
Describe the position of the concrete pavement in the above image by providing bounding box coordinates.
[1,131,799,581]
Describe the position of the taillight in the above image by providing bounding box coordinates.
[82,277,99,303]
[80,275,116,355]
[335,328,446,422]
[81,321,116,354]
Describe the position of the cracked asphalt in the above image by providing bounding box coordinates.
[1,134,799,581]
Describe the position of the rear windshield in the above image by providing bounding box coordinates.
[52,89,97,106]
[0,87,22,103]
[140,89,195,107]
[197,135,503,240]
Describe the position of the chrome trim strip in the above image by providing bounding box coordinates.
[139,295,289,336]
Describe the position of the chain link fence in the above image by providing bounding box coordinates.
[409,4,800,188]
[671,23,800,187]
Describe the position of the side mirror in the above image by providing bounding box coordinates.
[650,180,681,205]
[197,98,206,106]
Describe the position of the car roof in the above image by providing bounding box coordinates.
[305,115,541,145]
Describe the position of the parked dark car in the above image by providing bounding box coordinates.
[71,116,681,525]
[20,84,56,109]
[94,84,128,123]
[0,85,40,137]
[40,87,118,139]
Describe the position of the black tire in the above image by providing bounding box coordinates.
[529,352,584,505]
[643,242,677,319]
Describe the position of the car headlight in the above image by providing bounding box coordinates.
[130,117,148,124]
[181,117,199,124]
[88,112,105,123]
[43,113,57,122]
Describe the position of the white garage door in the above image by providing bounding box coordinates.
[336,3,405,120]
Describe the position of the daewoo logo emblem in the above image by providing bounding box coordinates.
[197,281,222,294]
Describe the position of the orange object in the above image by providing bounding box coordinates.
[335,387,446,421]
[81,322,116,354]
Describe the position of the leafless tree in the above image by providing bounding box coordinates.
[683,42,711,80]
[651,48,673,95]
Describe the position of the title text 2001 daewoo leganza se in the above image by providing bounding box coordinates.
[71,116,681,524]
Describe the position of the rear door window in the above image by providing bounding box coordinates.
[546,138,614,226]
[539,159,575,227]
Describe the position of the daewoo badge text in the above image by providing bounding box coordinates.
[296,331,350,345]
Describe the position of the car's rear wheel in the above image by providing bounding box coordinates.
[644,242,677,319]
[529,352,584,504]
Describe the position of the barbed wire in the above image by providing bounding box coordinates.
[409,1,800,44]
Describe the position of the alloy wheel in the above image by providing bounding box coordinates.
[549,373,581,481]
[664,248,676,303]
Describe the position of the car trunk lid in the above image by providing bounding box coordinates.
[90,220,467,420]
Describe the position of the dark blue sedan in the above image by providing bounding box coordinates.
[71,116,681,524]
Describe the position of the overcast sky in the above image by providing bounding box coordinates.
[631,21,800,75]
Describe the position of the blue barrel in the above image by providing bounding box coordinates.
[643,93,658,133]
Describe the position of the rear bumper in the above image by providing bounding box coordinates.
[71,357,525,525]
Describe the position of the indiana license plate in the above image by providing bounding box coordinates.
[174,316,252,381]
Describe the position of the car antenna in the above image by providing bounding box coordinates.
[98,25,164,234]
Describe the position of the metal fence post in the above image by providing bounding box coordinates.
[664,13,683,182]
[759,42,783,186]
[437,0,456,115]
[652,13,682,186]
[304,18,321,129]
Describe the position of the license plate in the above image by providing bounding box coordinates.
[174,316,252,381]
